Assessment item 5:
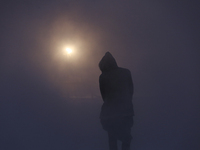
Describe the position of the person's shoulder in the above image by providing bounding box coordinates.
[118,67,131,73]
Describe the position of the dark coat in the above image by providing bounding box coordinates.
[99,52,134,120]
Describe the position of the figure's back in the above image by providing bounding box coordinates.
[99,67,133,101]
[99,52,134,118]
[98,52,134,150]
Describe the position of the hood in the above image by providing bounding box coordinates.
[99,52,118,72]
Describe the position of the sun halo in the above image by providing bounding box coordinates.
[66,48,72,54]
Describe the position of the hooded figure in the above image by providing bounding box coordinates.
[99,52,134,150]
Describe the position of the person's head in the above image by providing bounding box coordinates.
[99,52,118,72]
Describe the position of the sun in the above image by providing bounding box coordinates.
[66,48,72,54]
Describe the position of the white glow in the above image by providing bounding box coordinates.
[66,48,72,54]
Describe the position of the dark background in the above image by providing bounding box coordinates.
[1,1,199,150]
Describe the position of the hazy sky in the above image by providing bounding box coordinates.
[0,1,199,150]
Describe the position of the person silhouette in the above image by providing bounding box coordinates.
[99,52,134,150]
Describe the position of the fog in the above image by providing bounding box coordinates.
[0,1,199,149]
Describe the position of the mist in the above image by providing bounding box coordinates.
[0,1,199,149]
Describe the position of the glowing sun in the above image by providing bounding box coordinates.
[66,48,72,54]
